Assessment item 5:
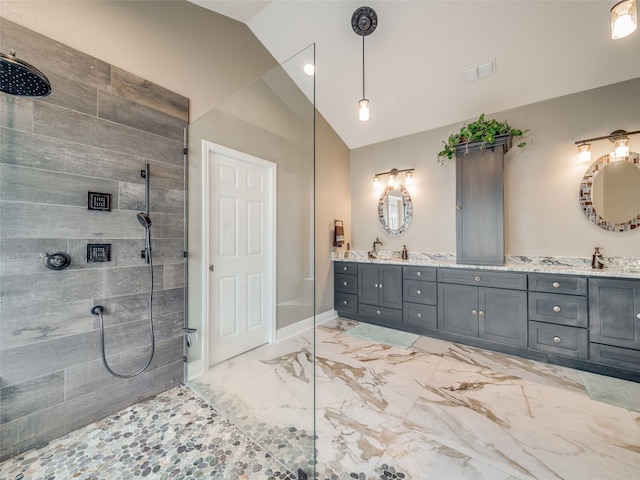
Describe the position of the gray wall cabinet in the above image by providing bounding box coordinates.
[456,146,505,266]
[334,261,640,382]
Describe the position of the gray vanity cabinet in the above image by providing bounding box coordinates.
[437,269,528,346]
[358,264,403,323]
[527,274,589,359]
[334,262,358,315]
[589,278,640,370]
[403,266,437,332]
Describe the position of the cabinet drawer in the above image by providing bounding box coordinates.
[335,292,357,314]
[437,268,527,290]
[335,262,358,275]
[403,280,437,305]
[528,292,588,328]
[528,321,588,359]
[403,303,437,331]
[590,343,640,371]
[528,274,587,296]
[403,266,436,281]
[359,303,403,324]
[335,273,357,294]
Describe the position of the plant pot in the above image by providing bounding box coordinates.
[454,133,513,157]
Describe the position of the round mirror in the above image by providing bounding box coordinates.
[378,184,412,236]
[579,152,640,231]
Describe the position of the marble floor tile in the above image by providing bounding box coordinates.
[4,316,639,480]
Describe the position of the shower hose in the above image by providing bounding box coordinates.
[91,226,155,378]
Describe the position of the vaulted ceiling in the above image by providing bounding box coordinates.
[190,1,640,149]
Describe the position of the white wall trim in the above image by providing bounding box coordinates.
[275,309,337,343]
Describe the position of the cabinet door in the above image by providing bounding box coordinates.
[438,283,478,337]
[379,265,403,309]
[456,148,504,266]
[590,278,640,350]
[358,264,380,305]
[479,287,527,347]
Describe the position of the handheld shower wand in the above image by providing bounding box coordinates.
[92,163,155,378]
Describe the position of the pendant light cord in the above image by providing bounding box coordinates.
[362,35,366,99]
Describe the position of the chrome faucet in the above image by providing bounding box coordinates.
[373,237,382,253]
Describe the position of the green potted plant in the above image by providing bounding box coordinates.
[437,113,528,164]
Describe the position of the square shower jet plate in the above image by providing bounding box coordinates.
[88,191,111,211]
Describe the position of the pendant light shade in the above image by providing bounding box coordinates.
[611,0,637,39]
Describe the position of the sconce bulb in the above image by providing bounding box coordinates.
[613,137,630,158]
[373,176,380,188]
[611,0,637,39]
[577,143,592,163]
[359,98,370,122]
[405,171,413,185]
[388,174,396,187]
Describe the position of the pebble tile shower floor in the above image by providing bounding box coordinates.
[0,386,299,480]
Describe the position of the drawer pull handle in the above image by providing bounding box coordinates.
[553,305,561,313]
[379,284,383,289]
[475,276,481,282]
[553,282,560,288]
[376,310,381,315]
[479,310,485,316]
[472,309,478,315]
[343,300,348,305]
[374,283,378,288]
[343,266,348,271]
[417,313,422,318]
[553,336,562,343]
[637,313,640,320]
[343,281,348,286]
[416,271,422,277]
[416,289,422,295]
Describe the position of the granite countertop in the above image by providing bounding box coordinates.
[332,251,640,279]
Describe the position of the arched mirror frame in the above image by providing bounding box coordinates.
[579,152,640,232]
[378,184,413,236]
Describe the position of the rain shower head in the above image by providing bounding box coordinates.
[1,50,51,97]
[137,212,152,228]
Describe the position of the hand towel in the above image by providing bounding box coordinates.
[334,224,344,247]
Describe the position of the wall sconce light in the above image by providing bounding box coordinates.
[352,6,378,122]
[577,143,592,163]
[575,129,640,162]
[372,168,415,188]
[611,0,637,39]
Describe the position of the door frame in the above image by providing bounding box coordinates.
[200,140,277,370]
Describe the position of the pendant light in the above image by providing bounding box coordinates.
[351,6,378,122]
[611,0,637,39]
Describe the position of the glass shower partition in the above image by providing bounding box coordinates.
[185,45,316,478]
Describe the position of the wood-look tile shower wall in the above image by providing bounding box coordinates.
[0,18,188,461]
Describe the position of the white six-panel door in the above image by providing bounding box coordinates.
[205,141,275,366]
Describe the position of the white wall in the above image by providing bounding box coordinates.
[351,78,640,259]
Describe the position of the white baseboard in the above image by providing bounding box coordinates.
[275,309,337,342]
